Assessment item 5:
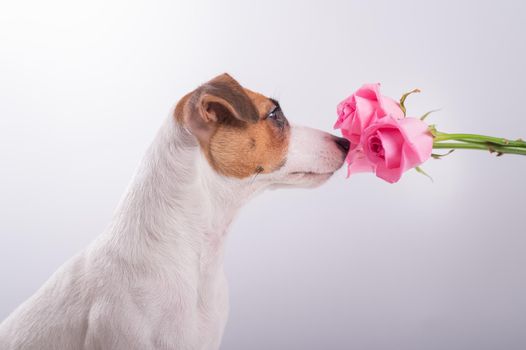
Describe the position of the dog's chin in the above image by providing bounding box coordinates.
[270,171,335,189]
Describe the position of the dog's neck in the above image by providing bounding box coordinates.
[102,117,261,274]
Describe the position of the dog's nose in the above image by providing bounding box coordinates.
[334,136,350,154]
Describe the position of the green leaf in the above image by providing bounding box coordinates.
[420,108,441,121]
[415,166,433,182]
[427,124,438,137]
[399,88,420,116]
[431,149,455,159]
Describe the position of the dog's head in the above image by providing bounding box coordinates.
[175,73,349,189]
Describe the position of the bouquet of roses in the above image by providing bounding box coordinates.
[334,84,526,183]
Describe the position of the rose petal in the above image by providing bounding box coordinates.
[355,83,382,101]
[334,97,355,129]
[398,117,433,165]
[380,96,405,119]
[346,147,375,177]
[374,161,404,183]
[377,128,404,169]
[354,95,378,129]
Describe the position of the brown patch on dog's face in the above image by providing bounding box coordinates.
[175,74,290,179]
[209,90,289,178]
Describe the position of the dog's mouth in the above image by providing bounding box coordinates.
[289,171,335,176]
[278,170,336,188]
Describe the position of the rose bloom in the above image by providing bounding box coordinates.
[347,116,433,183]
[334,83,404,145]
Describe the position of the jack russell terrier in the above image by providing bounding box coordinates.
[0,73,350,349]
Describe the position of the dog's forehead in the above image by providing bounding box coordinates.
[242,88,274,118]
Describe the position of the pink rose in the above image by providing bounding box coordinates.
[347,116,433,183]
[334,83,405,145]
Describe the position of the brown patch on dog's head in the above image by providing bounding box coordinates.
[175,73,290,178]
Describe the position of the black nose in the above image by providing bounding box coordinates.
[334,137,350,153]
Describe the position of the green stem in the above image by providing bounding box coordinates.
[433,142,526,155]
[434,132,526,147]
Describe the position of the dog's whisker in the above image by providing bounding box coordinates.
[250,167,264,185]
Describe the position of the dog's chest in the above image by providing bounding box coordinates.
[137,267,230,349]
[83,266,229,350]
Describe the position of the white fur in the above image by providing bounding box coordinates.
[0,116,345,350]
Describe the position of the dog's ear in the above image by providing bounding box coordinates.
[181,73,259,143]
[195,73,259,124]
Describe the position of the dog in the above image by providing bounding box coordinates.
[0,73,350,349]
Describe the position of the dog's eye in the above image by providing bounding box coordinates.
[266,105,289,130]
[267,106,281,120]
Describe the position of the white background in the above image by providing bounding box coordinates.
[1,1,525,349]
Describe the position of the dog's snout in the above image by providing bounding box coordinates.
[334,136,350,154]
